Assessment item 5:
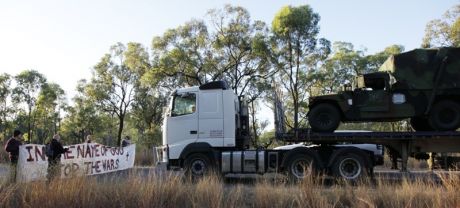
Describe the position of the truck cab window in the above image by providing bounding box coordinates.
[172,93,196,116]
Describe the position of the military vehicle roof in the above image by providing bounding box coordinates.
[378,47,460,89]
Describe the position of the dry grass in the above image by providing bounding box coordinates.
[135,148,155,166]
[0,171,459,208]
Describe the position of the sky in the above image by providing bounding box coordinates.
[0,0,458,126]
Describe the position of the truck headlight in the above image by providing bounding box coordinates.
[392,93,406,104]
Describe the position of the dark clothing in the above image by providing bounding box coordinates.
[4,137,22,183]
[4,137,22,164]
[47,139,67,181]
[48,139,67,161]
[121,139,131,147]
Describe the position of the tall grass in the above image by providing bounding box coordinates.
[0,171,458,208]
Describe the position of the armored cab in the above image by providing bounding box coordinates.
[308,47,460,132]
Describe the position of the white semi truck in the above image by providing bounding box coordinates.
[156,81,388,180]
[156,81,460,180]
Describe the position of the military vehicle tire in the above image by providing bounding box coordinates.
[184,153,215,179]
[429,100,460,131]
[308,103,341,132]
[410,117,433,131]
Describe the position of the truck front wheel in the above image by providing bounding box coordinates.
[184,153,214,179]
[308,103,341,132]
[331,153,368,182]
[428,100,460,131]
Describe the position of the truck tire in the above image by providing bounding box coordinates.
[308,103,341,132]
[285,154,317,181]
[410,117,433,131]
[184,153,214,179]
[331,152,368,182]
[428,100,460,131]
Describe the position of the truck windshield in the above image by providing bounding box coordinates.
[171,93,196,116]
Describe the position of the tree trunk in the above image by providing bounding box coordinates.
[117,115,124,146]
[28,105,32,143]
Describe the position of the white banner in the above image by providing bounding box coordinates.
[16,143,136,182]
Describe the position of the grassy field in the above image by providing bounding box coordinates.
[0,171,458,208]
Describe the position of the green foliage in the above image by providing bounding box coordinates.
[150,20,216,87]
[422,4,460,47]
[271,5,329,131]
[59,80,104,144]
[86,42,143,145]
[34,82,66,144]
[364,44,405,73]
[0,73,12,141]
[3,4,450,149]
[208,5,272,97]
[12,70,47,142]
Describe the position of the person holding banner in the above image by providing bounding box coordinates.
[4,130,23,183]
[47,134,69,182]
[85,134,92,143]
[121,135,131,147]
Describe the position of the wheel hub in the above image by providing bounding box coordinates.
[339,158,361,180]
[291,159,312,179]
[191,160,206,175]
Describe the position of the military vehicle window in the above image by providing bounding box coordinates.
[365,77,386,90]
[172,93,196,116]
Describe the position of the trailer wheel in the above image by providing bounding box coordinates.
[184,153,214,179]
[410,117,433,131]
[286,154,316,181]
[429,100,460,131]
[308,103,341,132]
[332,153,368,181]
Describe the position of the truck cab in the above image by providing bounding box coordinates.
[160,81,250,169]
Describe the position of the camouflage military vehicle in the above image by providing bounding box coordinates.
[308,47,460,132]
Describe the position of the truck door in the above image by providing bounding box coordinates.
[167,92,198,146]
[198,90,224,146]
[353,75,390,112]
[353,90,390,112]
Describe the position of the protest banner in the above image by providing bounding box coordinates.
[16,143,135,182]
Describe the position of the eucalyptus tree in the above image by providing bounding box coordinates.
[12,70,46,142]
[150,20,217,87]
[61,79,107,143]
[0,73,12,140]
[422,4,460,47]
[271,5,330,131]
[364,44,404,73]
[208,5,272,96]
[34,82,66,143]
[86,43,140,145]
[127,42,166,147]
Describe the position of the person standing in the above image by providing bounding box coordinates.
[121,135,131,147]
[47,134,68,182]
[4,130,23,183]
[85,134,92,143]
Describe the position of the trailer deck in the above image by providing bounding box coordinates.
[277,130,460,171]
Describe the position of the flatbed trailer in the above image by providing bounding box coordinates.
[277,130,460,171]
